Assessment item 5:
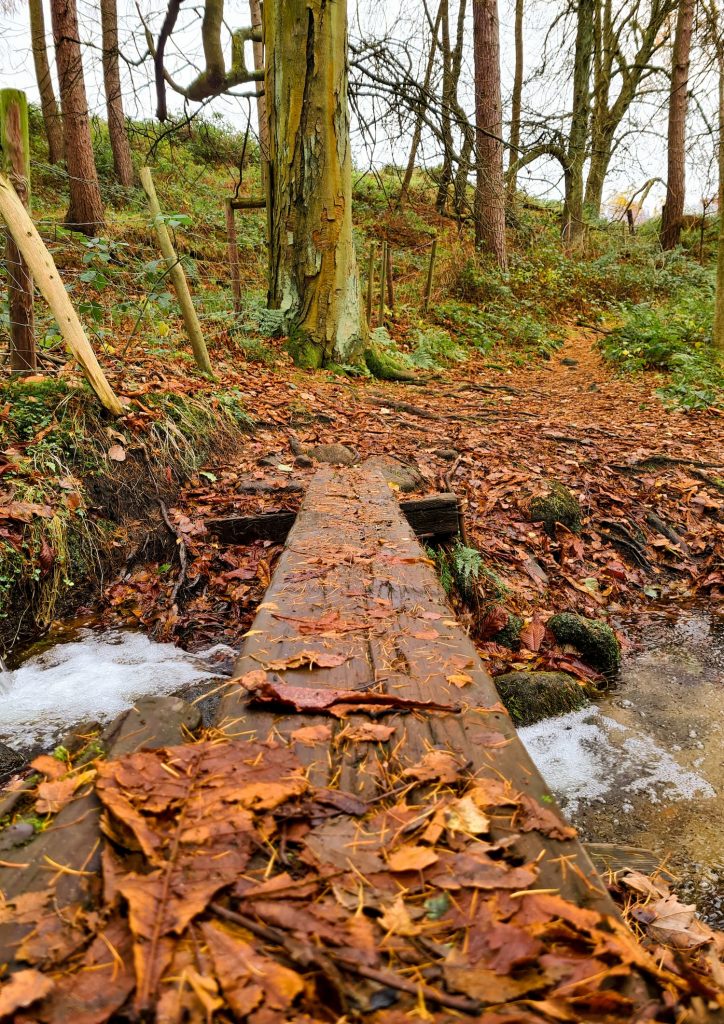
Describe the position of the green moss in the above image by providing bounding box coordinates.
[364,347,417,381]
[286,330,324,369]
[492,612,524,649]
[547,612,621,674]
[495,671,590,725]
[529,481,582,535]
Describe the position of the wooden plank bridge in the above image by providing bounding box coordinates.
[1,461,717,1020]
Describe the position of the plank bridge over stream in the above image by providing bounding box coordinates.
[0,460,662,1020]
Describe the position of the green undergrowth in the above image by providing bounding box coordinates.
[0,377,252,654]
[599,286,724,411]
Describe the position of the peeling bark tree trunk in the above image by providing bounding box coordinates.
[29,0,64,164]
[265,0,364,368]
[50,0,104,234]
[661,0,694,250]
[714,43,724,355]
[472,0,507,268]
[100,0,134,187]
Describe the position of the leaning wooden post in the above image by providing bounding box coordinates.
[0,89,36,373]
[365,245,375,327]
[423,238,438,312]
[386,243,395,312]
[224,198,242,314]
[378,240,388,327]
[0,173,123,414]
[139,167,213,377]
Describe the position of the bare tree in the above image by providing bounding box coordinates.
[702,0,724,355]
[29,0,64,164]
[563,0,595,242]
[100,0,134,186]
[472,0,507,267]
[661,0,695,249]
[399,0,444,207]
[507,0,524,197]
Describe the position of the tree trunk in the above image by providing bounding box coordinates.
[661,0,694,250]
[714,48,724,355]
[472,0,507,268]
[265,0,364,368]
[507,0,524,195]
[50,0,104,234]
[100,0,134,187]
[29,0,64,164]
[249,0,268,159]
[435,0,453,213]
[399,0,444,208]
[563,0,595,242]
[1,90,36,373]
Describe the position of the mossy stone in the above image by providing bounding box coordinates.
[529,482,582,535]
[492,612,523,649]
[547,612,621,674]
[286,330,324,369]
[495,671,590,726]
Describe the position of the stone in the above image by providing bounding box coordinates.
[0,743,24,781]
[0,823,34,852]
[495,671,590,726]
[101,696,201,757]
[365,455,424,493]
[528,481,582,536]
[547,612,621,674]
[435,448,460,462]
[289,436,358,466]
[492,612,523,650]
[294,454,314,468]
[561,357,579,367]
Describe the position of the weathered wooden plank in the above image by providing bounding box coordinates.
[206,493,459,546]
[216,464,615,915]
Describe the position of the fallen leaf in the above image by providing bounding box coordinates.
[378,896,421,936]
[519,618,546,652]
[639,895,717,950]
[290,724,333,745]
[337,722,395,743]
[387,844,439,872]
[403,750,463,784]
[30,754,67,781]
[446,672,473,687]
[238,675,459,716]
[0,969,55,1015]
[258,650,349,670]
[444,795,490,835]
[107,445,126,462]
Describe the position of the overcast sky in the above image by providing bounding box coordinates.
[0,0,718,214]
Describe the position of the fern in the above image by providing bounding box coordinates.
[450,543,482,595]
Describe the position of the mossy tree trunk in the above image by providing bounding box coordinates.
[562,0,594,243]
[265,0,364,367]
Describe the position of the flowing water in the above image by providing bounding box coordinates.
[0,625,230,753]
[521,609,724,925]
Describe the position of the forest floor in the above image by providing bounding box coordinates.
[98,325,723,675]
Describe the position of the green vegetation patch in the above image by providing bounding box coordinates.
[495,671,590,726]
[547,612,621,674]
[529,482,582,536]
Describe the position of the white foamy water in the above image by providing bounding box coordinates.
[520,706,716,814]
[0,629,218,748]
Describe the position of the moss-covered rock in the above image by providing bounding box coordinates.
[492,612,523,649]
[495,671,590,726]
[529,481,582,535]
[547,612,621,674]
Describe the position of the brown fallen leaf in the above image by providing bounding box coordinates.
[290,724,333,745]
[519,618,546,652]
[337,722,395,743]
[403,750,464,784]
[258,650,349,670]
[30,754,67,781]
[35,770,95,815]
[378,896,422,936]
[638,895,718,950]
[387,844,439,872]
[446,672,473,687]
[237,674,459,716]
[516,793,577,841]
[444,795,490,835]
[107,444,126,462]
[0,969,55,1016]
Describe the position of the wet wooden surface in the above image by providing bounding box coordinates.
[217,463,616,914]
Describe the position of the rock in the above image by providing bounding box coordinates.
[561,357,579,367]
[492,612,523,650]
[0,822,34,852]
[102,696,201,757]
[289,436,358,466]
[547,612,621,674]
[529,481,582,536]
[365,455,424,493]
[495,671,590,726]
[435,448,459,462]
[0,743,24,781]
[294,454,314,468]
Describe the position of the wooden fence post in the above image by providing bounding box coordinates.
[0,172,123,414]
[386,243,394,312]
[0,89,35,373]
[225,198,241,314]
[378,240,388,327]
[423,238,438,312]
[365,245,375,327]
[139,167,213,377]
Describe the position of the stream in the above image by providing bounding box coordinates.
[0,610,721,924]
[521,609,723,926]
